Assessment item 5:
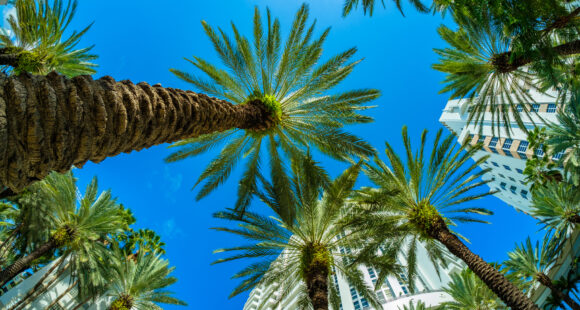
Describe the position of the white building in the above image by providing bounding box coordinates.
[439,88,562,214]
[244,242,464,310]
[0,257,109,310]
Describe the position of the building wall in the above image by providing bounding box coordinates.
[439,88,562,213]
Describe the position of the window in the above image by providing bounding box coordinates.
[502,139,512,150]
[478,135,485,143]
[520,180,526,186]
[489,137,498,148]
[498,173,505,178]
[510,186,517,194]
[491,161,499,167]
[532,104,540,112]
[398,273,410,296]
[520,190,528,199]
[500,182,507,190]
[509,177,515,182]
[376,291,387,304]
[503,165,511,171]
[361,298,369,308]
[517,141,529,155]
[547,104,557,113]
[552,151,564,160]
[516,168,523,174]
[516,104,524,112]
[535,144,545,157]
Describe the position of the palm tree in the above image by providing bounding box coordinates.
[0,0,97,76]
[439,268,504,310]
[341,0,430,16]
[0,4,377,200]
[530,181,579,239]
[212,156,401,310]
[166,4,377,208]
[106,249,186,310]
[505,235,580,310]
[347,126,539,309]
[0,171,126,287]
[399,300,430,310]
[433,4,580,135]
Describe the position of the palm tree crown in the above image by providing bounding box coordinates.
[530,181,580,240]
[167,4,378,212]
[0,0,97,77]
[212,157,400,309]
[440,268,504,310]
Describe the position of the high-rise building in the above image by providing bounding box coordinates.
[244,242,464,310]
[439,88,562,214]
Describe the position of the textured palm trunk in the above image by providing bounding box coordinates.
[493,40,580,73]
[428,217,539,310]
[0,72,274,191]
[571,214,580,224]
[9,259,69,310]
[304,262,329,310]
[0,238,57,287]
[537,272,580,310]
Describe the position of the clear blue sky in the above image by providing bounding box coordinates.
[8,0,542,308]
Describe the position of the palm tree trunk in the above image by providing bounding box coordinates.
[304,262,329,310]
[494,40,580,73]
[71,295,92,310]
[570,214,580,224]
[0,72,275,191]
[428,218,539,310]
[537,272,580,310]
[0,238,57,287]
[10,260,69,310]
[44,280,77,310]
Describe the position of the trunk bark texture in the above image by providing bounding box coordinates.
[570,214,580,224]
[305,261,329,310]
[537,272,580,310]
[11,263,68,310]
[428,217,539,310]
[0,72,274,191]
[493,40,580,73]
[44,280,78,310]
[0,238,57,287]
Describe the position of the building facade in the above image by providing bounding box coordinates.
[244,242,464,310]
[439,88,562,214]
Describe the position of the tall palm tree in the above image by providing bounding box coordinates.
[0,4,377,199]
[341,0,430,17]
[530,181,579,239]
[433,4,580,135]
[0,0,97,76]
[0,171,126,287]
[505,235,580,310]
[347,126,539,309]
[212,156,401,310]
[399,300,430,310]
[106,249,186,310]
[166,4,377,208]
[439,268,504,310]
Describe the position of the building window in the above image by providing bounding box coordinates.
[489,137,498,148]
[502,139,512,150]
[510,186,517,194]
[503,165,511,171]
[499,173,505,178]
[517,141,529,158]
[547,104,557,113]
[376,291,387,304]
[535,144,545,157]
[509,177,515,182]
[491,161,499,167]
[520,190,528,199]
[516,168,523,174]
[516,104,524,112]
[532,104,540,112]
[552,150,564,160]
[500,182,507,190]
[520,180,526,186]
[478,135,485,143]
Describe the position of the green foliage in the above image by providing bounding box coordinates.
[530,181,579,240]
[399,300,430,310]
[167,4,377,212]
[212,157,396,309]
[0,0,97,77]
[439,268,505,309]
[345,126,494,292]
[342,0,430,17]
[106,249,186,309]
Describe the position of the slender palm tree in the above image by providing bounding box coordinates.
[341,0,430,17]
[0,4,377,200]
[439,268,504,310]
[530,181,579,239]
[212,156,401,310]
[347,126,539,309]
[0,171,126,287]
[399,300,430,310]
[0,0,97,76]
[505,235,580,310]
[106,249,186,310]
[166,4,377,209]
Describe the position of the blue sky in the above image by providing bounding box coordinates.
[6,0,543,308]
